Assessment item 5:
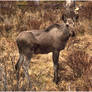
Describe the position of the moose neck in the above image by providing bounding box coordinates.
[58,24,70,41]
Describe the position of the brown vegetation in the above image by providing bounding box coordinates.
[0,1,92,91]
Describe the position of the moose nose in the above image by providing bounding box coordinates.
[66,24,69,27]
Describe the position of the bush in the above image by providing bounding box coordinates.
[66,49,89,78]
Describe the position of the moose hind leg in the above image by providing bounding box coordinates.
[52,50,59,84]
[22,55,32,89]
[15,54,24,90]
[15,54,24,79]
[15,54,24,71]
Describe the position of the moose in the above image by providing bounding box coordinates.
[15,15,77,86]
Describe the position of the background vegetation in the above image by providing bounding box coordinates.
[0,1,92,91]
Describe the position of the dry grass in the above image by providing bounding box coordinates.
[0,1,92,91]
[58,49,92,91]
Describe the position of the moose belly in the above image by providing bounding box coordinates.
[34,45,53,54]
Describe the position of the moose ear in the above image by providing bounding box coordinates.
[62,14,64,21]
[61,14,67,23]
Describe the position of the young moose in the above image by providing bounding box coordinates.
[15,22,75,85]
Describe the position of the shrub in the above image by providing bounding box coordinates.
[66,49,89,78]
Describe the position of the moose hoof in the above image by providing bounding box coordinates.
[53,78,59,84]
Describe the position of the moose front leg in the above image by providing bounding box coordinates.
[52,50,60,84]
[22,55,32,90]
